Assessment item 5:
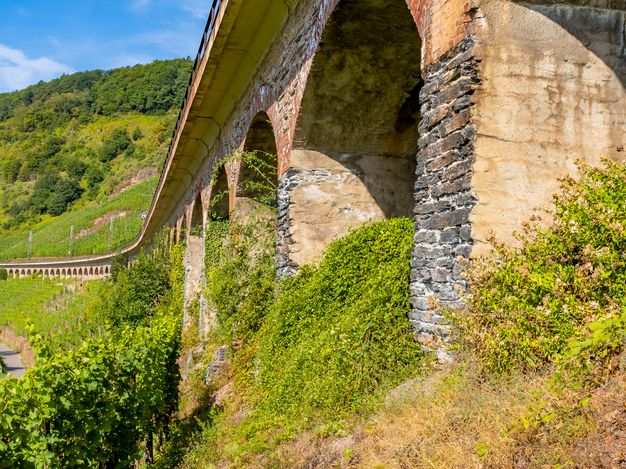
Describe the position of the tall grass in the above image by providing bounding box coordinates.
[0,178,156,260]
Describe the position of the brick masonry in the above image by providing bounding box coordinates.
[409,37,479,352]
[173,0,478,349]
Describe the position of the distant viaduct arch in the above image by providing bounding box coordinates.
[3,264,111,280]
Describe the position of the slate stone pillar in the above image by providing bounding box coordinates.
[409,38,479,355]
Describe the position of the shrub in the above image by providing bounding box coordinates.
[99,128,132,163]
[29,171,83,216]
[204,211,275,343]
[252,218,425,427]
[451,160,626,374]
[0,314,180,467]
[0,269,7,281]
[100,247,171,326]
[132,127,143,141]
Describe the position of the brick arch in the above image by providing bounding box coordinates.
[280,0,422,272]
[207,162,231,221]
[232,111,279,216]
[189,191,205,232]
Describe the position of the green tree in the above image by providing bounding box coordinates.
[99,128,132,162]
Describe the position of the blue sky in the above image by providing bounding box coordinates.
[0,0,211,92]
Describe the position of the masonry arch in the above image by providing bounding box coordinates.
[209,163,230,221]
[235,111,279,216]
[190,192,205,234]
[283,0,422,268]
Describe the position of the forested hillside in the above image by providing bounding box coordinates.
[0,59,192,258]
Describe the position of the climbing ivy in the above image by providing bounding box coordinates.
[209,150,278,215]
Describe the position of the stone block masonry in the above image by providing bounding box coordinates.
[409,37,479,352]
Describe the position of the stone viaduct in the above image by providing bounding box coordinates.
[3,0,626,347]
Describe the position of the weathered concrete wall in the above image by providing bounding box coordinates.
[283,151,416,267]
[471,1,626,254]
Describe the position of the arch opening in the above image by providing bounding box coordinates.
[209,164,230,221]
[190,193,204,234]
[287,0,422,267]
[236,112,279,213]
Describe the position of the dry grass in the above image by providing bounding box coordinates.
[171,355,626,468]
[250,358,554,469]
[350,359,552,469]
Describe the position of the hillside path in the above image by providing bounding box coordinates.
[0,343,26,378]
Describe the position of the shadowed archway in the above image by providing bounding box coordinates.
[234,111,279,220]
[209,164,230,220]
[282,0,422,270]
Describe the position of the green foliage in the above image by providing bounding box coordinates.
[209,150,278,215]
[0,59,192,122]
[204,211,275,343]
[100,246,171,326]
[556,306,626,386]
[0,314,180,467]
[0,59,189,234]
[132,126,144,141]
[452,160,626,374]
[30,171,83,216]
[251,218,424,430]
[169,243,186,314]
[90,60,192,115]
[0,279,105,353]
[236,150,278,207]
[0,269,6,281]
[98,127,133,162]
[0,244,185,466]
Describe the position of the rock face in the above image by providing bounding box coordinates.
[160,0,626,351]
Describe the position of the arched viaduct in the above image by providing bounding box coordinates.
[4,0,626,348]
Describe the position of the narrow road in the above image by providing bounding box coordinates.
[0,343,26,378]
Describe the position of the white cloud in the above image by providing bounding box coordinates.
[0,44,72,92]
[182,0,210,19]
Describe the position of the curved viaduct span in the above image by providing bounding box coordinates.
[4,0,626,346]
